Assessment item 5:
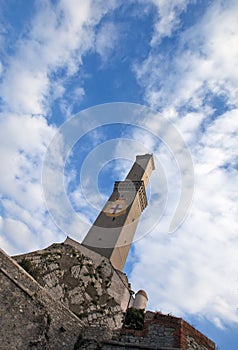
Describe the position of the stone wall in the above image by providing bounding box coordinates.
[116,313,215,350]
[119,313,181,349]
[0,248,84,350]
[14,239,131,331]
[81,340,180,349]
[72,312,215,350]
[64,236,131,311]
[181,319,215,350]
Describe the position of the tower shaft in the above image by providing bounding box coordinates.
[82,154,155,271]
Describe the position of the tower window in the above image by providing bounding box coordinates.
[112,217,115,221]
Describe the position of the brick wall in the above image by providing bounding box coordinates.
[108,312,215,350]
[119,313,181,349]
[181,320,215,350]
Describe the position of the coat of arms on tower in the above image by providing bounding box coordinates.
[103,198,127,217]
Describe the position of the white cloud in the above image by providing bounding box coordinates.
[135,0,238,109]
[1,64,49,114]
[0,1,122,254]
[128,0,238,327]
[0,114,54,204]
[149,0,190,43]
[96,21,119,61]
[0,0,120,114]
[0,112,65,254]
[127,108,238,326]
[131,202,238,325]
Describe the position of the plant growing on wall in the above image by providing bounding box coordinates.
[124,307,145,330]
[19,258,42,282]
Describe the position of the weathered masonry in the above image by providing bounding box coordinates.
[82,154,155,271]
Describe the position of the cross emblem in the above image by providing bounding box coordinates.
[109,203,123,214]
[104,198,127,217]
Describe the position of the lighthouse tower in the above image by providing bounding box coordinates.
[82,154,155,271]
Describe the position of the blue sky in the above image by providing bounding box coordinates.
[1,1,238,348]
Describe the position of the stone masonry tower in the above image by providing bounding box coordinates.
[82,154,155,271]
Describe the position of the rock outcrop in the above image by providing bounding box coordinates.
[14,239,131,331]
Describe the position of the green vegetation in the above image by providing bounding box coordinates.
[19,258,42,282]
[77,312,88,320]
[124,307,145,330]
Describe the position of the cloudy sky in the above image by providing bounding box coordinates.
[1,1,238,348]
